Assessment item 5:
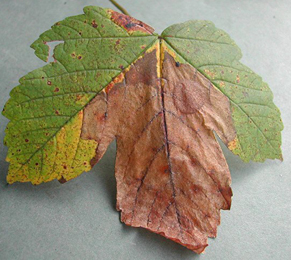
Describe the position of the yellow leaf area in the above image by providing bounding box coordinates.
[6,111,98,184]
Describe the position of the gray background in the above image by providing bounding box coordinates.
[0,0,290,259]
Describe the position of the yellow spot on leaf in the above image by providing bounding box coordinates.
[219,81,225,87]
[204,69,216,79]
[228,137,239,151]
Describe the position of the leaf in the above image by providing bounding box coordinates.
[2,6,283,254]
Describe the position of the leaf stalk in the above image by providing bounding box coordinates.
[109,0,130,16]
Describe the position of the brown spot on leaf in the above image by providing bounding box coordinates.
[54,87,60,92]
[47,81,52,85]
[160,165,169,174]
[109,10,154,34]
[91,20,98,28]
[191,184,202,194]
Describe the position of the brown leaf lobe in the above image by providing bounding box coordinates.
[80,43,234,254]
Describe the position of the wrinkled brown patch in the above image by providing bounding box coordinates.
[109,10,154,35]
[81,90,107,163]
[163,52,236,145]
[173,79,209,113]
